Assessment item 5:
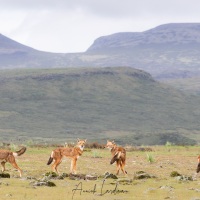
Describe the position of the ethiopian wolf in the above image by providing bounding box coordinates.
[105,140,127,175]
[47,139,86,174]
[0,147,26,177]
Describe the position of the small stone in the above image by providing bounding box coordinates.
[0,173,10,178]
[85,175,97,180]
[134,171,155,179]
[104,172,118,179]
[170,171,181,177]
[159,185,174,191]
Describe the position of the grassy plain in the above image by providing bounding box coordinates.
[0,145,200,200]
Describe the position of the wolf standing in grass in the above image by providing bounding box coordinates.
[47,139,86,174]
[105,140,127,175]
[0,147,26,177]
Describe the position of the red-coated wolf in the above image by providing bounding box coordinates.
[47,139,86,174]
[105,140,127,175]
[0,147,26,177]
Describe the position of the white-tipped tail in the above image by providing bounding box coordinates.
[13,152,18,157]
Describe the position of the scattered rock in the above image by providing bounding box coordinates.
[33,181,47,187]
[170,171,181,177]
[117,178,133,185]
[85,175,98,180]
[44,172,58,178]
[0,173,10,178]
[46,181,56,187]
[175,175,193,181]
[32,181,56,187]
[134,171,156,179]
[159,185,174,191]
[57,173,68,180]
[69,174,86,180]
[44,172,68,180]
[104,172,118,179]
[30,172,58,187]
[40,176,51,182]
[58,173,98,180]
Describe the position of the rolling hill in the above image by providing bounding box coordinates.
[0,67,200,145]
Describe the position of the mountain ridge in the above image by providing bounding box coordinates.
[87,23,200,51]
[1,23,200,93]
[0,33,36,53]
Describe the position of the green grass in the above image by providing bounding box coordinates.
[0,145,200,200]
[146,153,155,163]
[0,67,200,145]
[162,76,200,95]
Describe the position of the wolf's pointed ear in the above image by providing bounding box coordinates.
[84,139,87,143]
[107,140,110,143]
[77,138,80,142]
[112,140,115,144]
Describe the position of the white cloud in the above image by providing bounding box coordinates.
[1,0,200,53]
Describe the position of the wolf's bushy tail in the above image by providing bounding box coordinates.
[110,152,121,165]
[47,157,53,165]
[47,151,54,165]
[197,163,200,173]
[14,147,27,157]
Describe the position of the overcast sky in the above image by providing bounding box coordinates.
[0,0,200,53]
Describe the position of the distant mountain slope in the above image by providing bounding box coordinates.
[1,23,200,93]
[0,34,36,54]
[0,67,200,145]
[0,33,35,53]
[85,23,200,78]
[87,23,200,51]
[0,33,81,68]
